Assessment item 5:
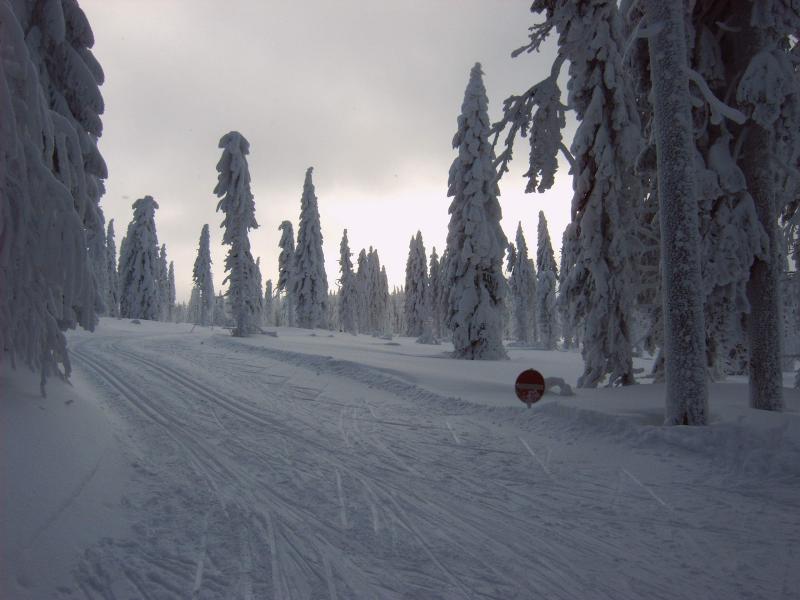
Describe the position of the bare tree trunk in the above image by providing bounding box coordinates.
[645,0,709,425]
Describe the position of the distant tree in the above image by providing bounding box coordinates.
[277,220,297,327]
[558,224,577,350]
[404,231,428,337]
[355,249,370,333]
[213,292,227,327]
[445,64,508,360]
[188,286,201,324]
[157,244,169,320]
[106,219,119,317]
[367,248,383,334]
[253,257,264,328]
[428,247,443,339]
[192,224,215,326]
[119,196,162,320]
[1,0,107,388]
[88,214,108,315]
[263,279,275,327]
[167,261,176,322]
[214,131,260,337]
[379,266,392,336]
[536,211,558,350]
[292,168,328,329]
[508,223,536,344]
[338,229,358,334]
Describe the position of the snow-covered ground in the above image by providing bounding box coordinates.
[2,318,799,599]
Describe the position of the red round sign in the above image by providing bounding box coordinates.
[515,369,545,406]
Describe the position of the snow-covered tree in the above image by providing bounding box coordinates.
[263,279,275,327]
[494,2,640,387]
[428,248,443,340]
[214,131,260,337]
[167,261,176,322]
[119,196,162,320]
[253,257,264,328]
[157,244,169,320]
[292,167,328,329]
[507,223,536,344]
[378,266,392,336]
[557,224,576,349]
[355,249,370,333]
[106,219,119,317]
[535,211,558,350]
[445,64,508,360]
[642,0,709,421]
[338,229,358,335]
[88,213,108,315]
[192,224,215,326]
[404,231,428,338]
[277,220,296,327]
[1,0,107,388]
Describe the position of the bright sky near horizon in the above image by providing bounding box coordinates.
[81,0,574,302]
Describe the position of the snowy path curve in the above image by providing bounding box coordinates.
[67,326,799,599]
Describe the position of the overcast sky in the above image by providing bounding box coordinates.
[81,0,572,302]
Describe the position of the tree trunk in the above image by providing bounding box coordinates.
[726,2,785,412]
[645,0,709,425]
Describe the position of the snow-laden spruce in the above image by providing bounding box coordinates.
[444,63,508,360]
[507,223,536,345]
[1,0,106,389]
[428,248,444,340]
[214,131,260,337]
[157,244,169,321]
[404,231,429,338]
[494,1,640,387]
[263,279,275,327]
[192,224,215,326]
[292,168,328,329]
[106,219,119,317]
[367,248,386,335]
[536,211,558,350]
[119,196,162,321]
[277,220,297,327]
[338,229,358,335]
[253,257,264,328]
[355,249,370,333]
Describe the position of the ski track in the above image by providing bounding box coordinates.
[64,330,800,600]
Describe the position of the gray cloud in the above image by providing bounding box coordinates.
[82,0,568,301]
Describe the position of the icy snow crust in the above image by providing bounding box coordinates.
[2,318,798,598]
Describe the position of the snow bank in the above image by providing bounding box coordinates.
[0,362,133,599]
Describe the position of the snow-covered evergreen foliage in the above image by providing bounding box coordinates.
[88,212,108,314]
[119,196,162,321]
[535,211,558,350]
[494,2,639,386]
[445,64,508,360]
[428,248,443,340]
[355,249,370,333]
[253,257,264,328]
[214,131,260,337]
[557,224,576,350]
[106,219,119,317]
[192,224,215,326]
[263,279,274,327]
[157,244,169,320]
[404,231,429,338]
[507,223,536,345]
[378,266,392,336]
[167,261,175,322]
[292,167,328,329]
[1,0,107,388]
[338,229,358,335]
[277,220,296,327]
[367,248,383,334]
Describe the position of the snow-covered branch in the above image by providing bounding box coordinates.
[685,67,747,125]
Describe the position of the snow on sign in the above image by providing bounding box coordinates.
[515,369,545,407]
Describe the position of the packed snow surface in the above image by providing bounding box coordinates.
[2,318,799,599]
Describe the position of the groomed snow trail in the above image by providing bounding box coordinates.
[67,325,799,599]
